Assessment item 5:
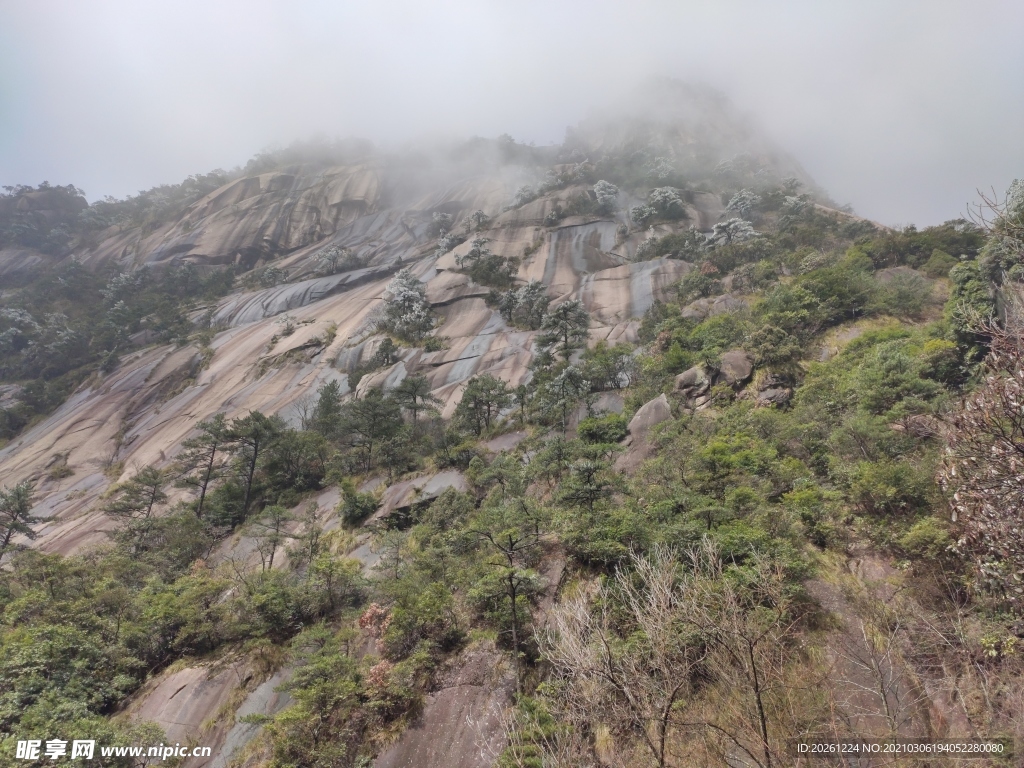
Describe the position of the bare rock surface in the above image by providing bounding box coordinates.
[616,393,672,472]
[717,349,753,386]
[126,662,244,749]
[204,667,293,768]
[482,430,529,453]
[756,387,792,406]
[373,470,469,520]
[374,645,513,768]
[580,258,691,324]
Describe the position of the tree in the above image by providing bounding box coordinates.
[175,413,231,519]
[377,269,434,342]
[631,204,657,226]
[535,365,592,433]
[315,244,362,275]
[469,499,546,692]
[707,218,761,248]
[307,379,345,439]
[250,504,293,571]
[539,548,706,768]
[537,300,590,362]
[581,341,637,390]
[726,189,762,219]
[392,374,441,431]
[683,548,796,768]
[105,466,167,555]
[558,459,615,516]
[538,544,803,768]
[262,428,330,491]
[0,481,40,556]
[496,280,550,330]
[432,211,454,234]
[341,388,403,472]
[456,238,518,289]
[593,180,619,215]
[455,374,512,435]
[974,179,1024,282]
[648,187,685,219]
[338,478,378,526]
[464,209,490,233]
[228,411,282,522]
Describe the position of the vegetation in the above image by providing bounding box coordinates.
[374,269,434,343]
[0,260,235,442]
[3,132,1024,768]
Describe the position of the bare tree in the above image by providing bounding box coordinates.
[540,547,706,768]
[832,610,929,739]
[537,543,810,768]
[939,298,1024,606]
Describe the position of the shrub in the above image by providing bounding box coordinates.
[922,249,958,278]
[847,459,933,516]
[456,238,518,289]
[577,413,627,444]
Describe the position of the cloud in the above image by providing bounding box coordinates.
[2,0,1022,225]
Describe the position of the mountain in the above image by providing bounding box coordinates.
[0,81,1018,768]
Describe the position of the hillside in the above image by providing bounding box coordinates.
[1,82,1022,767]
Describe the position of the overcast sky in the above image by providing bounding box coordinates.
[2,0,1022,226]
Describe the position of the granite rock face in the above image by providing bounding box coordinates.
[616,393,673,472]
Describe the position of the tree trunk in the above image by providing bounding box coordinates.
[197,445,217,518]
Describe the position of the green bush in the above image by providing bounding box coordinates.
[577,413,628,444]
[922,249,959,277]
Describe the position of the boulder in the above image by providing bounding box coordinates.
[674,365,710,395]
[756,387,792,406]
[626,393,672,438]
[757,372,788,392]
[693,394,713,410]
[616,393,672,472]
[681,297,715,321]
[680,293,746,322]
[716,350,753,387]
[709,294,747,316]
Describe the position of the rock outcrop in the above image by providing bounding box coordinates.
[674,350,754,409]
[616,393,672,472]
[717,350,754,387]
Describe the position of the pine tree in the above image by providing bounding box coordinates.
[536,300,590,362]
[105,466,167,554]
[175,413,231,519]
[0,481,41,556]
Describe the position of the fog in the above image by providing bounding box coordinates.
[2,0,1022,226]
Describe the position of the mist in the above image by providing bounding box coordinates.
[2,0,1022,226]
